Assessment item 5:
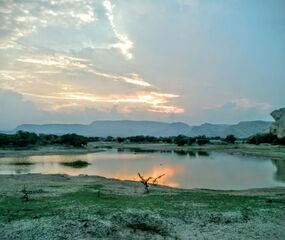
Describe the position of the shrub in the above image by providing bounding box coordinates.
[57,134,89,147]
[60,160,90,168]
[247,133,277,145]
[174,135,188,146]
[224,135,237,144]
[196,136,210,145]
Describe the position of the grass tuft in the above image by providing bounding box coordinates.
[60,160,90,168]
[9,161,35,166]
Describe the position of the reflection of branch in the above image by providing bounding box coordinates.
[152,174,165,185]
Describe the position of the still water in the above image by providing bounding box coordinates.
[0,149,284,190]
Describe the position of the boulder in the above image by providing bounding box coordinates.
[270,108,285,138]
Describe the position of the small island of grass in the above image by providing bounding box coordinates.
[60,160,90,168]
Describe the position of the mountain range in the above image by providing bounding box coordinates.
[10,120,272,138]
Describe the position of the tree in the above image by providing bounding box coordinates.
[138,172,165,193]
[196,136,210,145]
[174,135,188,146]
[247,133,277,145]
[117,137,125,143]
[225,135,237,144]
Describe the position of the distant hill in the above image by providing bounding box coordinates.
[224,121,272,138]
[12,120,272,138]
[189,123,230,137]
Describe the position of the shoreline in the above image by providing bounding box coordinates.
[1,173,285,239]
[90,142,285,160]
[0,146,103,158]
[1,143,285,160]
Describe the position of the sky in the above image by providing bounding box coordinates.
[0,0,284,130]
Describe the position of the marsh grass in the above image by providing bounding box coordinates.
[9,161,35,166]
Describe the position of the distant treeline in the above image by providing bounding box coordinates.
[0,131,95,148]
[0,131,284,148]
[93,134,236,146]
[246,133,285,145]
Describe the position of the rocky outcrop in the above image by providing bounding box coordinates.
[270,108,285,138]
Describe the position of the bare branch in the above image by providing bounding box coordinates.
[137,172,166,193]
[152,174,166,185]
[138,172,152,193]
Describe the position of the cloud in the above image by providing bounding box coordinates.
[0,88,184,130]
[0,0,156,116]
[17,55,88,69]
[202,98,273,123]
[14,52,151,87]
[88,70,152,87]
[103,0,133,59]
[0,0,97,50]
[0,89,43,129]
[20,90,183,114]
[229,98,271,111]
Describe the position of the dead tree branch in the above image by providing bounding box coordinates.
[138,172,152,193]
[138,172,166,193]
[152,174,166,185]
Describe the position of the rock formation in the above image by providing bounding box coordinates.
[270,108,285,138]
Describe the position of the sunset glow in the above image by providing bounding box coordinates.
[0,0,284,129]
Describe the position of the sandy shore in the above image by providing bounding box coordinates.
[0,174,285,239]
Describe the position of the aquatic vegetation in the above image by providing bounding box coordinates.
[60,160,90,168]
[9,161,35,166]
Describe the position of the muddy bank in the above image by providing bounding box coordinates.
[0,174,285,239]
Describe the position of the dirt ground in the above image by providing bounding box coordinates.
[1,174,285,240]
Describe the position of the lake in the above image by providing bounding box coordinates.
[0,149,284,190]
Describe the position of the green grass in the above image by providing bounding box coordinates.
[0,196,61,222]
[58,189,280,217]
[1,185,283,224]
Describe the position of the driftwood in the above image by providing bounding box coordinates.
[138,172,165,193]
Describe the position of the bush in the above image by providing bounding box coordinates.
[247,133,277,145]
[174,135,188,146]
[246,133,285,145]
[56,134,89,147]
[117,137,125,143]
[60,160,90,168]
[126,135,159,143]
[0,132,93,148]
[224,135,237,144]
[0,131,39,147]
[196,136,210,145]
[275,137,285,145]
[161,137,173,144]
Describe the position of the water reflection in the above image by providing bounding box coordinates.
[271,159,285,182]
[0,151,284,190]
[197,151,209,157]
[173,150,188,155]
[12,165,33,174]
